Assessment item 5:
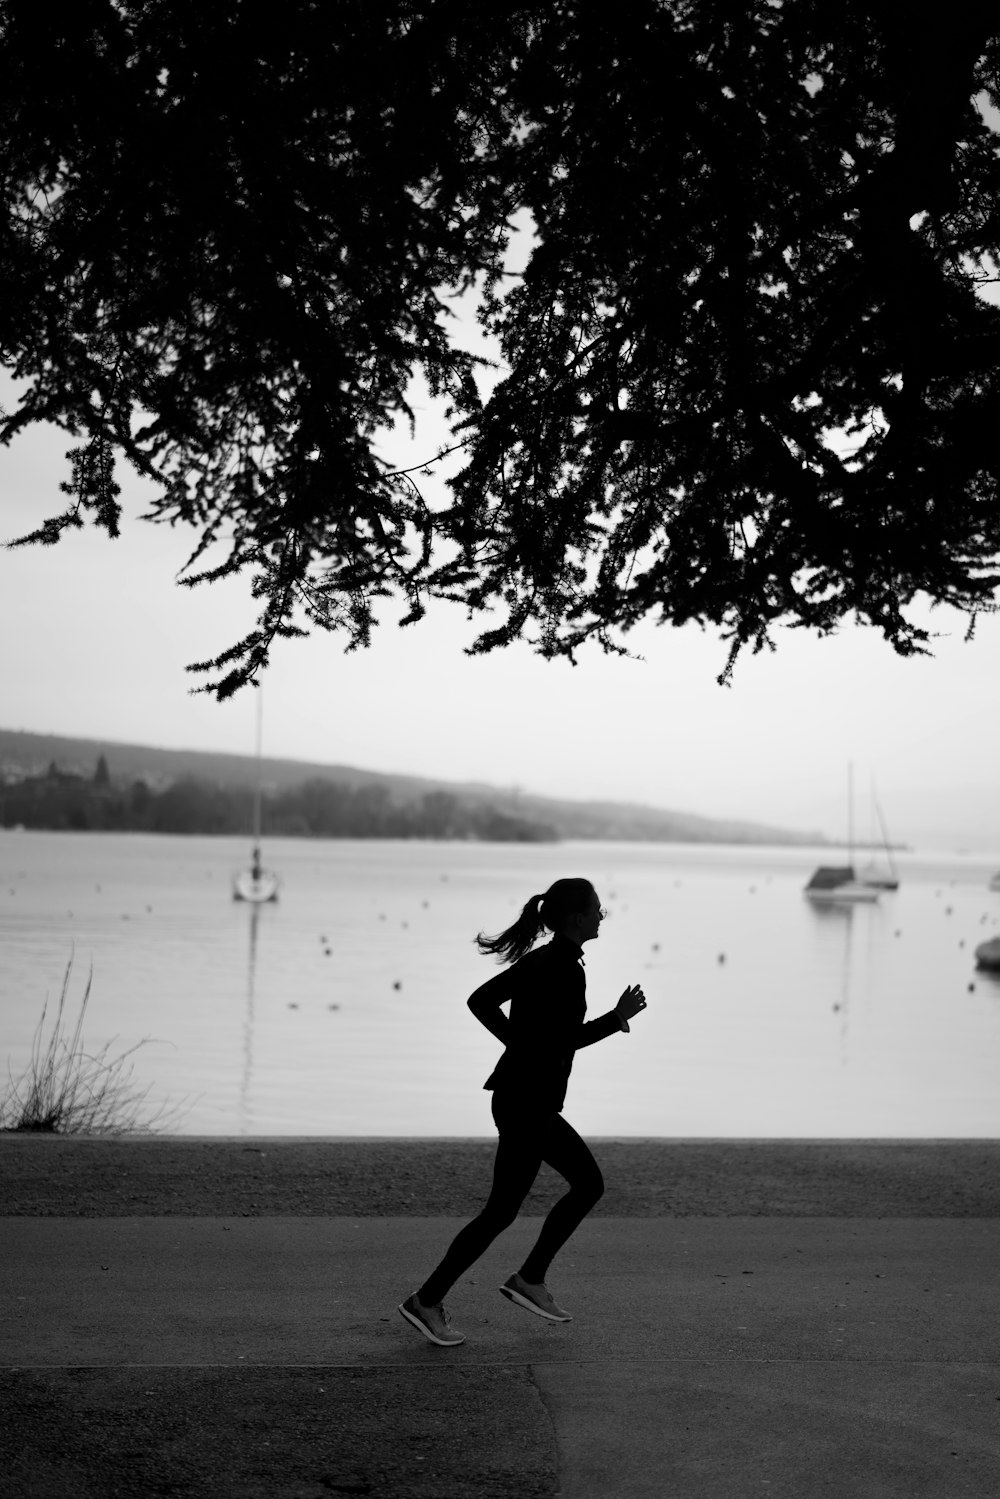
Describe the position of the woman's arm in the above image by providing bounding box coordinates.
[467,968,517,1045]
[574,1009,628,1049]
[575,984,648,1048]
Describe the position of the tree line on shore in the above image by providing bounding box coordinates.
[0,759,556,843]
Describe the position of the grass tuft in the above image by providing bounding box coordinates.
[1,958,181,1134]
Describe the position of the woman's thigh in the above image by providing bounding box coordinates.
[538,1113,603,1195]
[486,1094,550,1212]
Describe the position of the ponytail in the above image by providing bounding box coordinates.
[475,892,546,964]
[475,878,595,964]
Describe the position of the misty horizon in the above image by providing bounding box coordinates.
[3,722,999,855]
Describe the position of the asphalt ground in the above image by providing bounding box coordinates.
[3,1138,1000,1498]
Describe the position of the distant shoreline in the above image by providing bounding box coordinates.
[0,825,838,847]
[0,724,829,846]
[0,823,905,851]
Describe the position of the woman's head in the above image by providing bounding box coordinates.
[538,879,603,942]
[475,878,604,963]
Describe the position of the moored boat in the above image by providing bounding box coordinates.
[805,865,880,904]
[233,844,279,904]
[806,765,880,904]
[974,937,1000,971]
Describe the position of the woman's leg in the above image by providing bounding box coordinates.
[517,1114,604,1285]
[415,1095,545,1306]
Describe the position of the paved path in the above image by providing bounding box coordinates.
[4,1215,1000,1496]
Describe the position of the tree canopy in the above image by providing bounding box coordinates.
[2,0,999,694]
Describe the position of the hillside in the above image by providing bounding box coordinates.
[0,727,827,845]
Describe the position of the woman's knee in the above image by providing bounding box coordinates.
[574,1167,604,1207]
[477,1197,522,1234]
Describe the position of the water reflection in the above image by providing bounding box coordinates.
[806,900,855,1058]
[239,904,261,1133]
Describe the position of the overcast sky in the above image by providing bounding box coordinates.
[3,376,998,856]
[4,151,1000,858]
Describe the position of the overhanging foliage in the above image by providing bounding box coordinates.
[2,1,999,693]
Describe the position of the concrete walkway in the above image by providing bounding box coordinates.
[4,1214,1000,1497]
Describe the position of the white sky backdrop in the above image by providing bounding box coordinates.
[3,175,1000,854]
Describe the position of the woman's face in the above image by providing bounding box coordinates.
[569,888,605,944]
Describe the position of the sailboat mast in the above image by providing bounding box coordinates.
[874,797,897,879]
[847,761,854,869]
[233,685,278,903]
[252,689,263,844]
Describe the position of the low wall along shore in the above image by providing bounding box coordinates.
[3,1137,1000,1218]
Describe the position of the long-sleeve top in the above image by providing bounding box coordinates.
[467,933,624,1112]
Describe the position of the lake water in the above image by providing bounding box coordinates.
[2,830,1000,1137]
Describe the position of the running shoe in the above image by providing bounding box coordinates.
[397,1294,466,1346]
[499,1273,572,1322]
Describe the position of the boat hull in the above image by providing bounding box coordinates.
[233,871,279,903]
[804,865,880,903]
[975,938,1000,971]
[806,885,880,904]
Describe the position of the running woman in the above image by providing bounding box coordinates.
[399,877,647,1346]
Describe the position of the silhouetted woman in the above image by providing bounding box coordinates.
[399,877,647,1346]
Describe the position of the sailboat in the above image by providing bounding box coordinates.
[860,791,900,891]
[804,764,880,904]
[974,936,1000,971]
[232,691,279,904]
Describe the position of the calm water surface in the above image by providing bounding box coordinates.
[3,830,1000,1136]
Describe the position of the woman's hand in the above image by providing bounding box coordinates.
[616,983,648,1021]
